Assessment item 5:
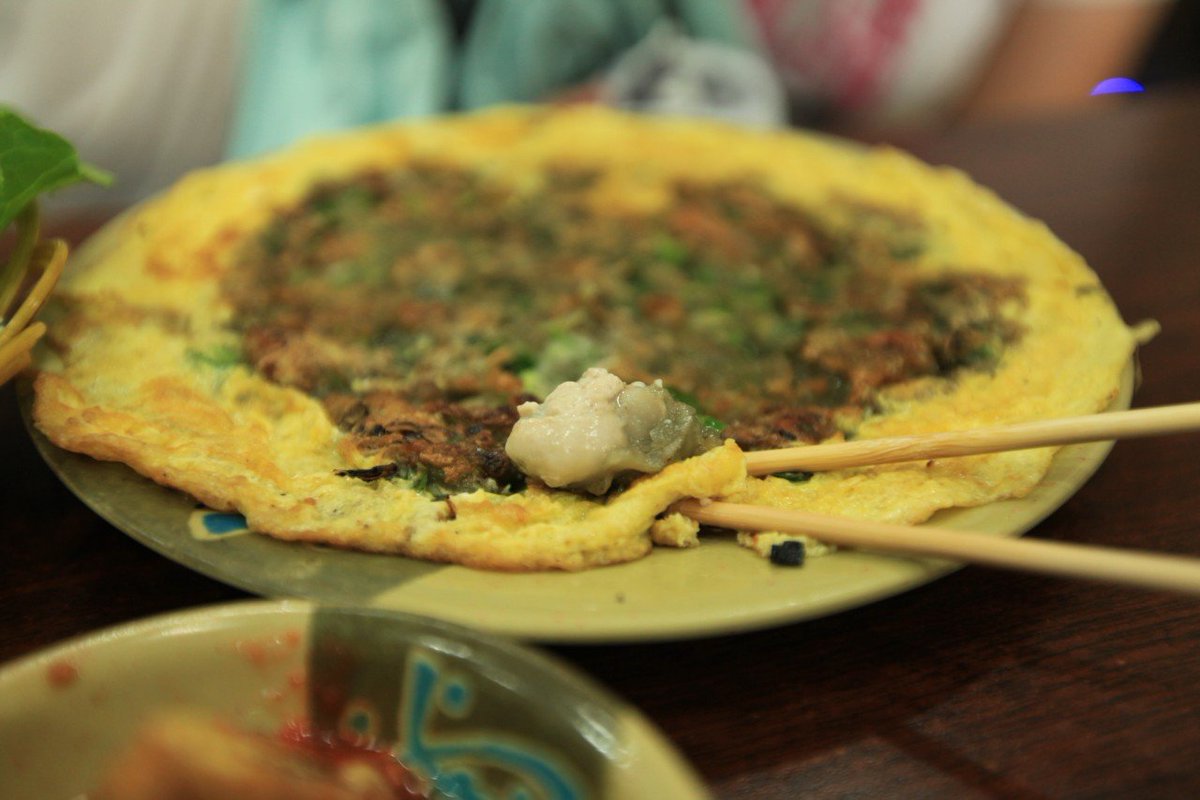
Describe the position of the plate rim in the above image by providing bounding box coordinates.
[19,366,1131,643]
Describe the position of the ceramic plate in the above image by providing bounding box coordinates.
[0,600,710,799]
[22,367,1130,643]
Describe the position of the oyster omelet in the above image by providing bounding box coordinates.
[32,106,1137,571]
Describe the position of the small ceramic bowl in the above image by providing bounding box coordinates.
[0,600,709,799]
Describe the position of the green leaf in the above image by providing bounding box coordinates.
[653,234,689,265]
[185,344,244,369]
[502,350,537,374]
[666,385,703,410]
[0,107,113,232]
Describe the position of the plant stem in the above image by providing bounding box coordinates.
[1,202,40,321]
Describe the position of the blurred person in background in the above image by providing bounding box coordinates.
[750,0,1174,130]
[0,0,1177,213]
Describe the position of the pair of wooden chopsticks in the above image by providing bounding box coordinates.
[676,403,1200,596]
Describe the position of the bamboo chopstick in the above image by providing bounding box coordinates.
[675,499,1200,596]
[744,402,1200,476]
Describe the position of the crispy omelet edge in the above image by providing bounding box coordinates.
[32,106,1135,570]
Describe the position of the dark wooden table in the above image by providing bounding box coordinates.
[4,88,1200,799]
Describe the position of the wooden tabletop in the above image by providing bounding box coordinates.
[4,88,1200,798]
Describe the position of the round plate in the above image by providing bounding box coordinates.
[21,369,1131,643]
[0,600,710,799]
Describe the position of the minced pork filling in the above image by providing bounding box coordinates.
[222,162,1026,498]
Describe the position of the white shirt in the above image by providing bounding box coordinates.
[0,1,245,212]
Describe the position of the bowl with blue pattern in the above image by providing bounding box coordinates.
[0,600,710,799]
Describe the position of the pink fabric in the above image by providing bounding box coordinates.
[746,0,922,111]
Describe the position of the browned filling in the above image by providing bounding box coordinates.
[222,163,1025,497]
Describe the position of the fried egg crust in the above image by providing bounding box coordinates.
[33,106,1135,571]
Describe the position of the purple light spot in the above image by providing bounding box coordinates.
[1091,77,1145,96]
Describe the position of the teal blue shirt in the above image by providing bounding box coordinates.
[226,0,757,158]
